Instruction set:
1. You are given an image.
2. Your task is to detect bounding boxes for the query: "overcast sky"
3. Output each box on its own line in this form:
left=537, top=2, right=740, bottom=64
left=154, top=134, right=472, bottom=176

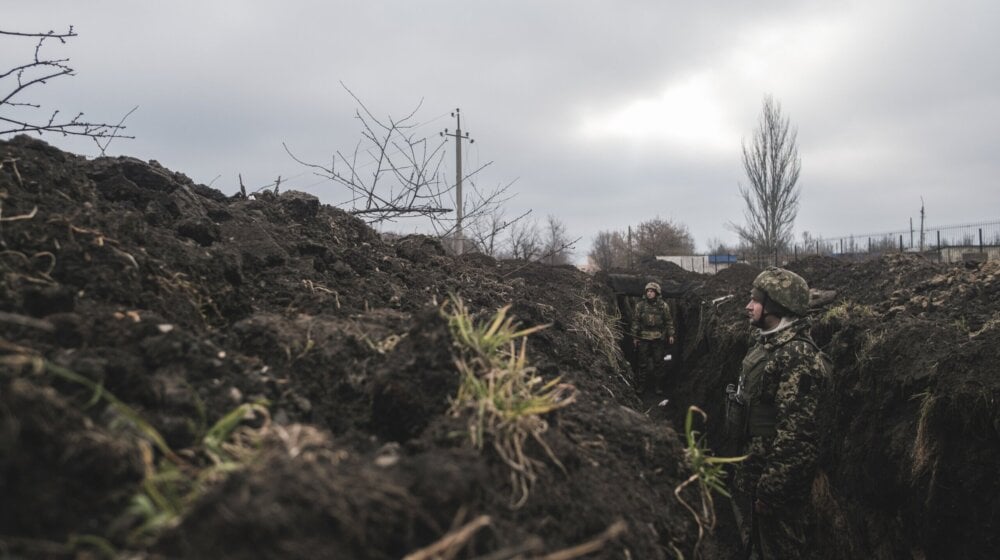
left=4, top=1, right=999, bottom=261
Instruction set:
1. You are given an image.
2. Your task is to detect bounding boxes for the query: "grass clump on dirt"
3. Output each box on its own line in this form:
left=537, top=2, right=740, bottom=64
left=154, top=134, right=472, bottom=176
left=569, top=295, right=625, bottom=370
left=821, top=300, right=876, bottom=324
left=675, top=406, right=747, bottom=557
left=1, top=354, right=270, bottom=550
left=128, top=399, right=270, bottom=545
left=444, top=296, right=577, bottom=508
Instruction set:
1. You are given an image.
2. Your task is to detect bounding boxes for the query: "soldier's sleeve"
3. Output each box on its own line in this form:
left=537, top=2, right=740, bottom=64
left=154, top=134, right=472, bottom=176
left=754, top=342, right=826, bottom=507
left=662, top=301, right=675, bottom=338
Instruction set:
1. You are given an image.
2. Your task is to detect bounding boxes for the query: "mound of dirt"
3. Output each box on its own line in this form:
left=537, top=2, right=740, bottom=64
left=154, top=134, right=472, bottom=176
left=666, top=253, right=1000, bottom=559
left=0, top=136, right=702, bottom=559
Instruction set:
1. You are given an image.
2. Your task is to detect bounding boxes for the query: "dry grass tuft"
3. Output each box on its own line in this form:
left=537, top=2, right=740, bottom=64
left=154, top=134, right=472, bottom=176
left=910, top=390, right=937, bottom=479
left=444, top=296, right=577, bottom=508
left=569, top=295, right=625, bottom=370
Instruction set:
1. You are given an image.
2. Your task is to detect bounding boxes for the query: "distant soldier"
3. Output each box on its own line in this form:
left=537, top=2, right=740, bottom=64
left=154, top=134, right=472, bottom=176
left=631, top=281, right=675, bottom=392
left=726, top=267, right=832, bottom=559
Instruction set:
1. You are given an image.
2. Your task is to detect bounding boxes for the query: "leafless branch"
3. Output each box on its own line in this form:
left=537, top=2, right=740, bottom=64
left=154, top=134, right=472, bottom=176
left=92, top=105, right=138, bottom=156
left=349, top=204, right=451, bottom=216
left=0, top=26, right=135, bottom=141
left=503, top=229, right=582, bottom=277
left=0, top=29, right=77, bottom=40
left=467, top=205, right=532, bottom=258
left=539, top=214, right=575, bottom=265
left=507, top=217, right=542, bottom=261
left=285, top=87, right=504, bottom=234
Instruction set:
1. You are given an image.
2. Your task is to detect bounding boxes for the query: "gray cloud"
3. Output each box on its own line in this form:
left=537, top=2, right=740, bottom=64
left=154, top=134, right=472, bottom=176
left=4, top=0, right=998, bottom=258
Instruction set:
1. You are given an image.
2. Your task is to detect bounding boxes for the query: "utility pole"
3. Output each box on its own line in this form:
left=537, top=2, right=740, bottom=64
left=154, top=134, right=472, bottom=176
left=919, top=197, right=926, bottom=252
left=627, top=226, right=633, bottom=268
left=441, top=108, right=473, bottom=254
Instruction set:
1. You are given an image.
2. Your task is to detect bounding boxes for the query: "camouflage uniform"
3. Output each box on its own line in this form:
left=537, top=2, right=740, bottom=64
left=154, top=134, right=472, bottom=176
left=733, top=317, right=830, bottom=559
left=631, top=283, right=675, bottom=390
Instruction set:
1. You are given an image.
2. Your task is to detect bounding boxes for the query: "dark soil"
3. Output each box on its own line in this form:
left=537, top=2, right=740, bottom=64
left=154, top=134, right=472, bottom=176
left=2, top=135, right=997, bottom=559
left=0, top=136, right=693, bottom=559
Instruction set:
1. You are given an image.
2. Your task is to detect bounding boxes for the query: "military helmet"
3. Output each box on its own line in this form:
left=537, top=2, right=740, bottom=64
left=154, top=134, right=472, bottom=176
left=752, top=267, right=809, bottom=316
left=644, top=281, right=661, bottom=295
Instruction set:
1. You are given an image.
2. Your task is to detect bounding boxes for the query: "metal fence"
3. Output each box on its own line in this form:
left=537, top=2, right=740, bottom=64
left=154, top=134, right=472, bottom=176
left=736, top=220, right=1000, bottom=268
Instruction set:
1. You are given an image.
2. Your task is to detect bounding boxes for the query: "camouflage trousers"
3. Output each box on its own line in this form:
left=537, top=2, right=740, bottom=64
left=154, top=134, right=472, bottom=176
left=746, top=508, right=808, bottom=559
left=634, top=338, right=666, bottom=390
left=733, top=437, right=810, bottom=559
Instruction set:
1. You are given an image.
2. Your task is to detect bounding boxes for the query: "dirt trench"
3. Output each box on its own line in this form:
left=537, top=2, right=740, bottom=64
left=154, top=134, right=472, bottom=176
left=0, top=136, right=706, bottom=559
left=620, top=257, right=1000, bottom=560
left=2, top=136, right=997, bottom=559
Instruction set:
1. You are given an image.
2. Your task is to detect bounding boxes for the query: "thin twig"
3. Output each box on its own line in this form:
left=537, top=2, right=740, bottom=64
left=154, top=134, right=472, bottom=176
left=403, top=515, right=491, bottom=560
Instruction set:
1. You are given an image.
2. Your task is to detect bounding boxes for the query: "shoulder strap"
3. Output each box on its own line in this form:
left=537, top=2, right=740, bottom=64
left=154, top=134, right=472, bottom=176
left=782, top=336, right=834, bottom=377
left=785, top=335, right=821, bottom=352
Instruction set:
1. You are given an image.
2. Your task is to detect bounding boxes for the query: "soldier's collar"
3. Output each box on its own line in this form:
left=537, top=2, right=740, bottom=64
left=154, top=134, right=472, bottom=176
left=759, top=316, right=795, bottom=336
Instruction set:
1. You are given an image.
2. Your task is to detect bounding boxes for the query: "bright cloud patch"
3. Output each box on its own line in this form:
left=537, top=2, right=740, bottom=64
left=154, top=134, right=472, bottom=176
left=577, top=74, right=742, bottom=154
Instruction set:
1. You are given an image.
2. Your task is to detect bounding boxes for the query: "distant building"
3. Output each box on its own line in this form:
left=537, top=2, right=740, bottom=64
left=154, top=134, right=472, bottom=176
left=655, top=254, right=741, bottom=274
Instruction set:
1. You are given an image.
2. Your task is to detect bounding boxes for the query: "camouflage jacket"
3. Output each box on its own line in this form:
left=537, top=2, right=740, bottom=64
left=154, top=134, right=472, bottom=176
left=631, top=296, right=675, bottom=340
left=736, top=317, right=831, bottom=507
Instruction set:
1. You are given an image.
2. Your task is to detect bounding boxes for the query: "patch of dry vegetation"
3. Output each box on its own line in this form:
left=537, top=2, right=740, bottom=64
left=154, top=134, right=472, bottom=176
left=444, top=296, right=577, bottom=508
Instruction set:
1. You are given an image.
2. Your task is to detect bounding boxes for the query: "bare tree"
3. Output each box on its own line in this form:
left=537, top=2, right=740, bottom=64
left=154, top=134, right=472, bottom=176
left=634, top=216, right=695, bottom=258
left=466, top=203, right=532, bottom=258
left=730, top=95, right=801, bottom=254
left=468, top=205, right=507, bottom=257
left=508, top=218, right=541, bottom=261
left=588, top=217, right=694, bottom=271
left=1, top=27, right=134, bottom=150
left=589, top=230, right=623, bottom=271
left=285, top=85, right=515, bottom=243
left=540, top=214, right=575, bottom=265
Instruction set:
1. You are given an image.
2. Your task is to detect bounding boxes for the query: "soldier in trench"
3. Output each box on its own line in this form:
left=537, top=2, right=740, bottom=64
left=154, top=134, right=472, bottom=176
left=726, top=267, right=832, bottom=559
left=630, top=281, right=675, bottom=393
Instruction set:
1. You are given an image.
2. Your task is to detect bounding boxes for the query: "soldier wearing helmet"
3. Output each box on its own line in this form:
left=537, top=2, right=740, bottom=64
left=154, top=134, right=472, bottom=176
left=728, top=267, right=831, bottom=559
left=630, top=281, right=675, bottom=393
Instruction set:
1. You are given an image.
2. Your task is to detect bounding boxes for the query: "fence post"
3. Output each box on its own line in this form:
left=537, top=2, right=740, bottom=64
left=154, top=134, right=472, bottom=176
left=937, top=230, right=940, bottom=249
left=899, top=235, right=903, bottom=252
left=980, top=228, right=984, bottom=252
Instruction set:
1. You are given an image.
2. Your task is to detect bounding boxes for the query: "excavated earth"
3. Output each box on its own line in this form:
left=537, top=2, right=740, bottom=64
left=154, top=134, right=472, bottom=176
left=1, top=135, right=998, bottom=560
